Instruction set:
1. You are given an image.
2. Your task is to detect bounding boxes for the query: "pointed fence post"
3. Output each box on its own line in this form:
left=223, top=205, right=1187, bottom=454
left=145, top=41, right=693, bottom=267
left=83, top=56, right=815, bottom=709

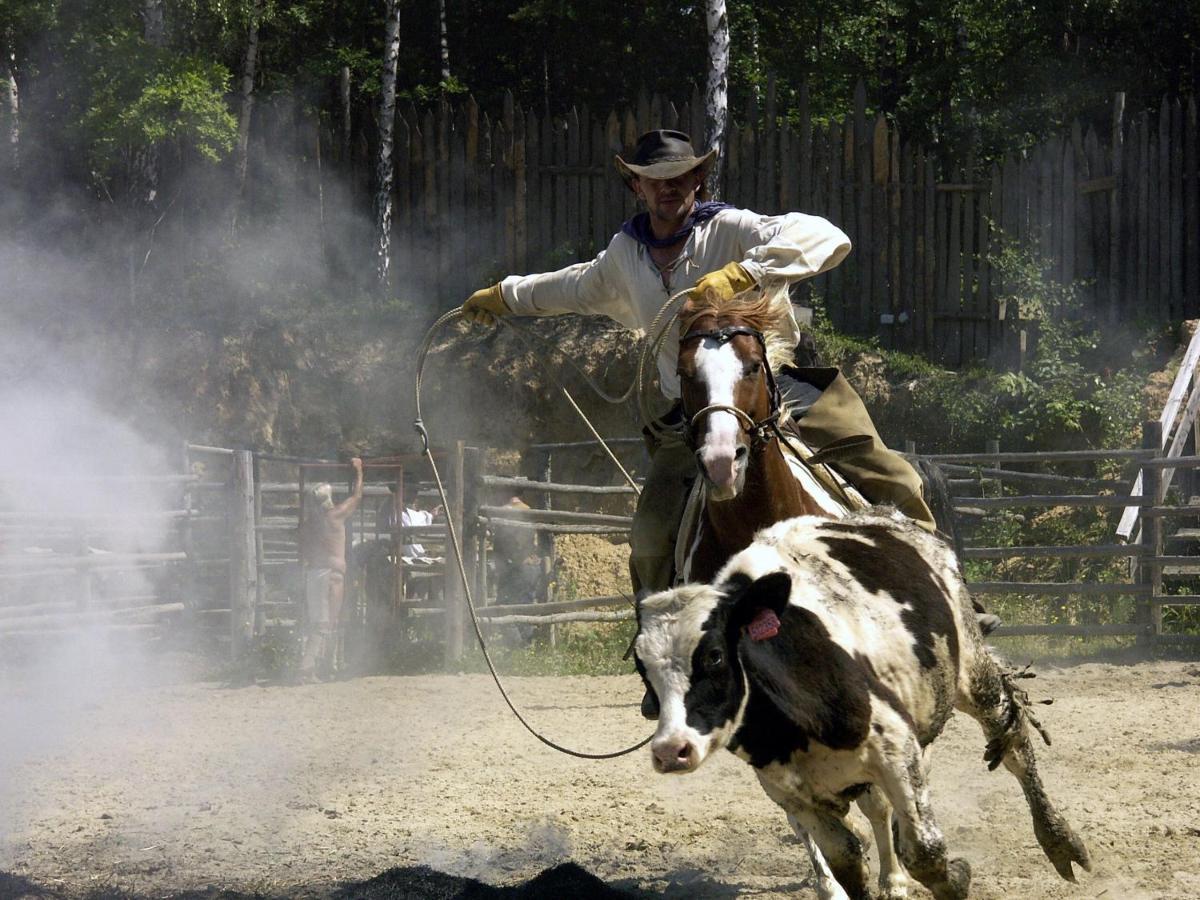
left=1137, top=421, right=1162, bottom=653
left=230, top=450, right=257, bottom=665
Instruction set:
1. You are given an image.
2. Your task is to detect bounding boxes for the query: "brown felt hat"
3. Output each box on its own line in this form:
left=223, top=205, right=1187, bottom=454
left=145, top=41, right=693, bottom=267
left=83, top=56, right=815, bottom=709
left=614, top=129, right=717, bottom=188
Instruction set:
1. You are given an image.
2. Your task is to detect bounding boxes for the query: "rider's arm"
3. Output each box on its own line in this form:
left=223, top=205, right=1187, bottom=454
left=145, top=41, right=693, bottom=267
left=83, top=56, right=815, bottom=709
left=721, top=209, right=852, bottom=285
left=498, top=236, right=631, bottom=322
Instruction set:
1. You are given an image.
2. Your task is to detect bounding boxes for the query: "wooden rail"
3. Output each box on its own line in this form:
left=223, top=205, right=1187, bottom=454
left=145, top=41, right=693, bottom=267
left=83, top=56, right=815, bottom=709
left=480, top=475, right=637, bottom=495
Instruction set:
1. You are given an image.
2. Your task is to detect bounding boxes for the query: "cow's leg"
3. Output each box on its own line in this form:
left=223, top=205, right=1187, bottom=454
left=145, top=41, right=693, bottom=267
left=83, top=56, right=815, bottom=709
left=785, top=805, right=870, bottom=900
left=958, top=648, right=1091, bottom=881
left=857, top=786, right=907, bottom=899
left=874, top=732, right=970, bottom=900
left=785, top=814, right=852, bottom=900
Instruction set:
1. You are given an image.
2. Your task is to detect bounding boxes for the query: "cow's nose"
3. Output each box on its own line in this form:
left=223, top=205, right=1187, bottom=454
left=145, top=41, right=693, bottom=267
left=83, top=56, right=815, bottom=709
left=652, top=739, right=694, bottom=772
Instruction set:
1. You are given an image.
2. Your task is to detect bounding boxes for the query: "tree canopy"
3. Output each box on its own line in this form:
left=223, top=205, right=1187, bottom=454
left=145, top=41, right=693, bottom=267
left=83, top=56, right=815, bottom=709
left=3, top=0, right=1196, bottom=200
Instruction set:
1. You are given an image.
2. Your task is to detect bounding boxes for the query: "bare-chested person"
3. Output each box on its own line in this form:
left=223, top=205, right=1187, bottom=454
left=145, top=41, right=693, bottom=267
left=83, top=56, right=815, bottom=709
left=298, top=457, right=363, bottom=681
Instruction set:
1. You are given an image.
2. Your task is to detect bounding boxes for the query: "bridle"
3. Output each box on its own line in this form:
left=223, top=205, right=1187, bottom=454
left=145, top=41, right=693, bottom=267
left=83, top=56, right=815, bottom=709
left=678, top=324, right=787, bottom=450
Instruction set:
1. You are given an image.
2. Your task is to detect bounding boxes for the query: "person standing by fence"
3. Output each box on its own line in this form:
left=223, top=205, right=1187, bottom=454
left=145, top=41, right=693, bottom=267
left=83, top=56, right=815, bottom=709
left=461, top=129, right=934, bottom=594
left=298, top=458, right=363, bottom=681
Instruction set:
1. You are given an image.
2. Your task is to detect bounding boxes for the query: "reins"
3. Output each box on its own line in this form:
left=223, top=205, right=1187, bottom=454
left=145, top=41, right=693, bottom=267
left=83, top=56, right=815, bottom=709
left=413, top=308, right=652, bottom=760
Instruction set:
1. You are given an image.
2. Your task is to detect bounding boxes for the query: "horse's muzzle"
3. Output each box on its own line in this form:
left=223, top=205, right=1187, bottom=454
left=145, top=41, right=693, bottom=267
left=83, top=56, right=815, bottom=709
left=697, top=444, right=747, bottom=500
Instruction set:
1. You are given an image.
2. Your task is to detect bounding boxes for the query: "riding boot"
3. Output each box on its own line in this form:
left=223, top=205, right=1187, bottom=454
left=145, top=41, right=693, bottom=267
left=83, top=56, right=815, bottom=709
left=782, top=366, right=937, bottom=532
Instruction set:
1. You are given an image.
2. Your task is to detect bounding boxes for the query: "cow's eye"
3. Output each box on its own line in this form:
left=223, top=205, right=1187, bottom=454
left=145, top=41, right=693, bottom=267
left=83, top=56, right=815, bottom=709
left=705, top=647, right=725, bottom=669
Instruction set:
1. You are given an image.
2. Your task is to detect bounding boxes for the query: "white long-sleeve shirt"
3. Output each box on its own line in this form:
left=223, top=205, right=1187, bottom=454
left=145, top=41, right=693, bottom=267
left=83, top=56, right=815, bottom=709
left=499, top=208, right=851, bottom=398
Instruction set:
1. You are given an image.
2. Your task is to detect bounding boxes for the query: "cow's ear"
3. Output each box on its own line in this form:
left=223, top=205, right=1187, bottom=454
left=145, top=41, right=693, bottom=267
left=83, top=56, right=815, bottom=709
left=730, top=570, right=792, bottom=632
left=732, top=572, right=824, bottom=733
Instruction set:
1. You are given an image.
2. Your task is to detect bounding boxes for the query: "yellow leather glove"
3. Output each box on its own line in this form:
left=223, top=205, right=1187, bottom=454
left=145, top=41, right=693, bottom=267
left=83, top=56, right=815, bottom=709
left=691, top=261, right=756, bottom=304
left=462, top=284, right=509, bottom=325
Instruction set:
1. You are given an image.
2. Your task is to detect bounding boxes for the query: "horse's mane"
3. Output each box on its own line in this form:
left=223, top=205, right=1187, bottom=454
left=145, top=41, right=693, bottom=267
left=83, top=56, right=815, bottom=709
left=681, top=279, right=795, bottom=372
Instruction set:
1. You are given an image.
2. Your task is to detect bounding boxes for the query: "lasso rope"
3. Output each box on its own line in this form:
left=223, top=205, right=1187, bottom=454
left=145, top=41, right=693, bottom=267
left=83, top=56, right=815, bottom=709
left=413, top=308, right=658, bottom=759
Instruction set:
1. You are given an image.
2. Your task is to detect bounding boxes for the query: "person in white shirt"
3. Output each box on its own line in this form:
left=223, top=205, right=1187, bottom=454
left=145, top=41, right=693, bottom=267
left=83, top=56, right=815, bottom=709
left=462, top=129, right=934, bottom=594
left=394, top=486, right=434, bottom=559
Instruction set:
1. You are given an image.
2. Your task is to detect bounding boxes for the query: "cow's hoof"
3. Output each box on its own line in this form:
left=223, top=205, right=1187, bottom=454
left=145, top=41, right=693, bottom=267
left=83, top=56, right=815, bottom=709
left=1036, top=819, right=1092, bottom=881
left=930, top=857, right=971, bottom=900
left=976, top=613, right=1002, bottom=635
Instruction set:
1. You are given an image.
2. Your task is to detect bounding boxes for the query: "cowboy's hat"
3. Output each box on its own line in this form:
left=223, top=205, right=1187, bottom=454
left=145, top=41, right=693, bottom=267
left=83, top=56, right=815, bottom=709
left=614, top=129, right=717, bottom=188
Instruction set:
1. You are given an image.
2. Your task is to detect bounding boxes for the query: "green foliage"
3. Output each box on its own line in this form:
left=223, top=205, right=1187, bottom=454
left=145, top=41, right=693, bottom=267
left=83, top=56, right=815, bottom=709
left=85, top=54, right=237, bottom=167
left=810, top=238, right=1158, bottom=455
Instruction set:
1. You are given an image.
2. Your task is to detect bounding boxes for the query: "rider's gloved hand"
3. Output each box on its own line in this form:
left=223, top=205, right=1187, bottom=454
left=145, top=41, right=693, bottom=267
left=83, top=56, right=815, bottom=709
left=690, top=261, right=756, bottom=304
left=462, top=284, right=509, bottom=326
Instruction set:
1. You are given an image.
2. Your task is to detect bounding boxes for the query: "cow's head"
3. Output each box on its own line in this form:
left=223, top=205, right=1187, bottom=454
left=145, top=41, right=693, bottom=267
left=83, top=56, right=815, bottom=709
left=633, top=570, right=793, bottom=773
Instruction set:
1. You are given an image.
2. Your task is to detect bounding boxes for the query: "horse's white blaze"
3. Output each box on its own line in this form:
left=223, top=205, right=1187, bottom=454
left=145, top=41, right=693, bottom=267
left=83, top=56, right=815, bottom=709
left=695, top=340, right=744, bottom=495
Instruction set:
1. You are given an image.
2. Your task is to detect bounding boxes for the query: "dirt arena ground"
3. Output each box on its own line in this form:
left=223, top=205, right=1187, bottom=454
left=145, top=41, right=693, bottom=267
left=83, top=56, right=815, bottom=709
left=1, top=658, right=1198, bottom=899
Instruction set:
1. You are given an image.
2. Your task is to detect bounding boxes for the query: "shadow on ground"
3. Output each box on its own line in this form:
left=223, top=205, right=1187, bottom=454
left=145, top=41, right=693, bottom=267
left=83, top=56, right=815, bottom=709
left=0, top=864, right=651, bottom=899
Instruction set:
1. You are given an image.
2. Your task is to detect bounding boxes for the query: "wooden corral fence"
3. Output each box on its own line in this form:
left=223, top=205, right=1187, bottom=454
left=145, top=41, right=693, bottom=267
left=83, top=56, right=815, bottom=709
left=8, top=428, right=1196, bottom=662
left=913, top=422, right=1200, bottom=648
left=455, top=438, right=647, bottom=655
left=257, top=78, right=1200, bottom=366
left=444, top=428, right=1200, bottom=657
left=183, top=443, right=467, bottom=668
left=182, top=438, right=649, bottom=667
left=0, top=473, right=194, bottom=643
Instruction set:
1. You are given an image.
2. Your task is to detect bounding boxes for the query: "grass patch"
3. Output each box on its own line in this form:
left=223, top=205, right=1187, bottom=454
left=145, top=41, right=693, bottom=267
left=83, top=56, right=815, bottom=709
left=459, top=620, right=639, bottom=677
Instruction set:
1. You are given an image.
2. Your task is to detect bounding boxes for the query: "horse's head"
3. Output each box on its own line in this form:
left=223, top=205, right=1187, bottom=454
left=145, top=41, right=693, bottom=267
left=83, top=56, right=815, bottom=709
left=677, top=282, right=794, bottom=502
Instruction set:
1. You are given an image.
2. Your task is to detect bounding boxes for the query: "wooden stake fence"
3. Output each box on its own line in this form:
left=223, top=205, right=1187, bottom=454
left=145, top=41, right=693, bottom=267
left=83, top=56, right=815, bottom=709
left=320, top=81, right=1200, bottom=367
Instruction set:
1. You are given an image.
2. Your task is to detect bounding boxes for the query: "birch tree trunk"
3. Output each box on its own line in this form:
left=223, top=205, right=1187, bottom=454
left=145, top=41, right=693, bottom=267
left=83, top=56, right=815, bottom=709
left=141, top=0, right=166, bottom=49
left=231, top=0, right=265, bottom=235
left=438, top=0, right=450, bottom=82
left=2, top=51, right=17, bottom=175
left=339, top=65, right=352, bottom=161
left=132, top=0, right=166, bottom=206
left=703, top=0, right=730, bottom=198
left=375, top=0, right=402, bottom=289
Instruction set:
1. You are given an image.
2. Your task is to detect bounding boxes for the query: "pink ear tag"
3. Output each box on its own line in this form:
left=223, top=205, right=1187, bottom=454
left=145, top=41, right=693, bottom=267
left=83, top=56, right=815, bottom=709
left=747, top=608, right=781, bottom=642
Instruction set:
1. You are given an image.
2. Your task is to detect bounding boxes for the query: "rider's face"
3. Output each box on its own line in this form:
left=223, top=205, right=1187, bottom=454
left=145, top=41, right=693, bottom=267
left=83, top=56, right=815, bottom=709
left=635, top=170, right=703, bottom=227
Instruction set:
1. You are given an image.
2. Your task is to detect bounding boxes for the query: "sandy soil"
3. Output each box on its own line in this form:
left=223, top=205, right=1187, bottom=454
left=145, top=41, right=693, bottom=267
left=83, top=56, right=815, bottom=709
left=2, top=659, right=1199, bottom=899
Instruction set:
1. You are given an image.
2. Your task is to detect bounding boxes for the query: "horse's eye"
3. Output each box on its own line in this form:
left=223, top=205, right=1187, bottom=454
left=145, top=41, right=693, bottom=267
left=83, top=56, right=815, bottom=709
left=705, top=647, right=725, bottom=669
left=744, top=362, right=762, bottom=377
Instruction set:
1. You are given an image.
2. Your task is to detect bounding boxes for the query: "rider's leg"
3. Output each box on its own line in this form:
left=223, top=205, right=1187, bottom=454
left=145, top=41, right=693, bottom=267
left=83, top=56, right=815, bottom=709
left=782, top=366, right=937, bottom=531
left=629, top=434, right=697, bottom=595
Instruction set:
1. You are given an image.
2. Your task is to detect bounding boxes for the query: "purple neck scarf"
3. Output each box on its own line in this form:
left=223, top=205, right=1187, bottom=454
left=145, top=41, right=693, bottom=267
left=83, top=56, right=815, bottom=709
left=621, top=200, right=734, bottom=249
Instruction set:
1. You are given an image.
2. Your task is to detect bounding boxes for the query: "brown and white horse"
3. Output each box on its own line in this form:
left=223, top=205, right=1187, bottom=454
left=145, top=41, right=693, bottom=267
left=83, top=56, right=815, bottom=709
left=674, top=283, right=846, bottom=583
left=671, top=284, right=995, bottom=634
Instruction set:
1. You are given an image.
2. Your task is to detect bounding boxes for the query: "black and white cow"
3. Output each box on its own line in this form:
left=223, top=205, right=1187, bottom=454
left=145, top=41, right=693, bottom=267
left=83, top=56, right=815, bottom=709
left=633, top=510, right=1090, bottom=900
